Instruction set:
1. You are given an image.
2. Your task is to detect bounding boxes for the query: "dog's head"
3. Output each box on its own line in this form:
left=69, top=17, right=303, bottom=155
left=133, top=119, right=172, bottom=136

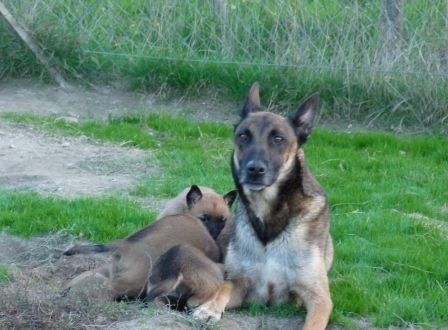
left=186, top=185, right=237, bottom=240
left=232, top=83, right=320, bottom=191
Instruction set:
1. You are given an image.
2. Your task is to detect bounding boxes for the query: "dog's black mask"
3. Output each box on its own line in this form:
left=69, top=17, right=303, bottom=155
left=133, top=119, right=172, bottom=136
left=199, top=215, right=225, bottom=240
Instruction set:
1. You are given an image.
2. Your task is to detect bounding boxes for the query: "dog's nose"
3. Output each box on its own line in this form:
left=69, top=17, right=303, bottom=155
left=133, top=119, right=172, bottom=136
left=247, top=160, right=266, bottom=177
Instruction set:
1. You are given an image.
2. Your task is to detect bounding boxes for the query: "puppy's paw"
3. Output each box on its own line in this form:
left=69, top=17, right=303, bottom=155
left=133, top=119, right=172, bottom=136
left=192, top=301, right=224, bottom=322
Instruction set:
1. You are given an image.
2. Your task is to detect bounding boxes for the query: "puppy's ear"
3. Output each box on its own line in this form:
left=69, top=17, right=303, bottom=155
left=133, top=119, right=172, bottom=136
left=223, top=190, right=238, bottom=208
left=241, top=82, right=262, bottom=118
left=186, top=185, right=203, bottom=210
left=289, top=93, right=320, bottom=144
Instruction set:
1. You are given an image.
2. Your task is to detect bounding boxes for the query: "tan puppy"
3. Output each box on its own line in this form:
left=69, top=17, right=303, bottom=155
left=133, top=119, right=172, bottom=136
left=64, top=185, right=235, bottom=257
left=64, top=185, right=236, bottom=302
left=157, top=185, right=234, bottom=258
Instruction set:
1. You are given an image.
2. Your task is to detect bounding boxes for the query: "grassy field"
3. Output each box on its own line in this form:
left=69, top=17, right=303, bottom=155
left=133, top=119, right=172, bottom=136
left=1, top=112, right=447, bottom=328
left=1, top=1, right=448, bottom=131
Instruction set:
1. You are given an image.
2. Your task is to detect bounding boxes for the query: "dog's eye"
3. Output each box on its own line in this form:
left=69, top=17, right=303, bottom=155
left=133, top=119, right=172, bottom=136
left=273, top=135, right=285, bottom=144
left=238, top=133, right=249, bottom=143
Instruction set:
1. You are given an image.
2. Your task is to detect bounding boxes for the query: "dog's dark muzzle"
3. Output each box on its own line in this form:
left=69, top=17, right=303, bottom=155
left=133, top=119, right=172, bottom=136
left=239, top=159, right=271, bottom=190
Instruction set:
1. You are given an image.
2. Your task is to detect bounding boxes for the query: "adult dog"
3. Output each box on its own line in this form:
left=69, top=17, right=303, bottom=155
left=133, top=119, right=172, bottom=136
left=64, top=185, right=236, bottom=304
left=194, top=84, right=333, bottom=330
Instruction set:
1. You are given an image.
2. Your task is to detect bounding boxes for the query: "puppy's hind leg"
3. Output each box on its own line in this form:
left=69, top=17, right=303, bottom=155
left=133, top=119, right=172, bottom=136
left=64, top=265, right=110, bottom=290
left=63, top=265, right=114, bottom=301
left=146, top=273, right=184, bottom=302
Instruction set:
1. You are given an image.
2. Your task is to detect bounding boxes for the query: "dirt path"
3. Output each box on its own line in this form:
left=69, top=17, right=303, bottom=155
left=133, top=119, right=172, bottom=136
left=0, top=120, right=155, bottom=198
left=0, top=80, right=347, bottom=329
left=0, top=78, right=238, bottom=121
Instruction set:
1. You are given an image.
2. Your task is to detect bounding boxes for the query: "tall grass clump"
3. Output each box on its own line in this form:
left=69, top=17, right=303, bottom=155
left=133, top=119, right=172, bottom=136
left=1, top=0, right=448, bottom=130
left=0, top=18, right=42, bottom=78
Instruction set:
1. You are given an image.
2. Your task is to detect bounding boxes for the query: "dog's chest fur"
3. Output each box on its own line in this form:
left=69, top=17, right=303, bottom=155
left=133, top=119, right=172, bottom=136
left=226, top=202, right=319, bottom=306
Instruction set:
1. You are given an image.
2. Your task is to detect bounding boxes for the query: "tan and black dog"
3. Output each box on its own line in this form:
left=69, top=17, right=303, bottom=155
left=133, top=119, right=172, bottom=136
left=194, top=84, right=333, bottom=330
left=64, top=185, right=236, bottom=305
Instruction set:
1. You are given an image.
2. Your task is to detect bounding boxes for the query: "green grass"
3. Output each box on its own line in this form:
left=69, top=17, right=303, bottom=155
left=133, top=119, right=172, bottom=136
left=0, top=265, right=10, bottom=282
left=0, top=190, right=156, bottom=242
left=2, top=1, right=448, bottom=130
left=1, top=113, right=448, bottom=327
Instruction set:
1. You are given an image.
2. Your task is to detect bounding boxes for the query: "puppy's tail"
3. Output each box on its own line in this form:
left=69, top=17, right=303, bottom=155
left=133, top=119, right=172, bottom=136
left=63, top=242, right=119, bottom=256
left=146, top=273, right=183, bottom=302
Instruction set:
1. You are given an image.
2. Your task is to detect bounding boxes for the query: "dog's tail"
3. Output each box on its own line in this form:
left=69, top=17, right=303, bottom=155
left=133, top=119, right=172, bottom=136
left=63, top=242, right=120, bottom=256
left=146, top=273, right=183, bottom=302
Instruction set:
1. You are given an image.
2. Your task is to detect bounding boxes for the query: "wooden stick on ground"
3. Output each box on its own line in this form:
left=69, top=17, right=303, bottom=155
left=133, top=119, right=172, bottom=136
left=0, top=1, right=72, bottom=89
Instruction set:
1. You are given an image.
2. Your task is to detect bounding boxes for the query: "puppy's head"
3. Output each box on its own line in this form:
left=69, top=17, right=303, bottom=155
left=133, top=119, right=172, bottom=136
left=186, top=185, right=237, bottom=240
left=233, top=83, right=320, bottom=191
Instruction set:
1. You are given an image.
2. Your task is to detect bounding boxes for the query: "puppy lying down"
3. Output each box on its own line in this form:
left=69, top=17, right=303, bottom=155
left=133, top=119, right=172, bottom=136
left=64, top=185, right=236, bottom=309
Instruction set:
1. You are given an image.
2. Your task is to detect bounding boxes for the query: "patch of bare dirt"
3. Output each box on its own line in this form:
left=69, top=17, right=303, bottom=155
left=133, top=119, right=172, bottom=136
left=0, top=120, right=155, bottom=198
left=0, top=78, right=238, bottom=123
left=112, top=313, right=308, bottom=330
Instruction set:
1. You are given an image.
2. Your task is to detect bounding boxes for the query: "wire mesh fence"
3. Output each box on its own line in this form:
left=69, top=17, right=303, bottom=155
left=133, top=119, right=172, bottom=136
left=1, top=0, right=448, bottom=128
left=3, top=1, right=447, bottom=74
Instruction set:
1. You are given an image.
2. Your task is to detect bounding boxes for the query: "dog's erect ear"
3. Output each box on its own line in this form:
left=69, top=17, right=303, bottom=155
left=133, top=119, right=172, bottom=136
left=223, top=190, right=238, bottom=208
left=289, top=93, right=320, bottom=144
left=241, top=82, right=262, bottom=118
left=186, top=185, right=203, bottom=210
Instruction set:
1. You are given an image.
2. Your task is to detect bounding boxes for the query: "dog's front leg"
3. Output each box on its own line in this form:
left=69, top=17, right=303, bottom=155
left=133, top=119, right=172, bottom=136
left=192, top=279, right=246, bottom=321
left=293, top=268, right=332, bottom=330
left=302, top=293, right=332, bottom=330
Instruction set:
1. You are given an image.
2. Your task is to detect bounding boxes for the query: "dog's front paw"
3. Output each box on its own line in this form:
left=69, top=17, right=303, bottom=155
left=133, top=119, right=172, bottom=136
left=192, top=301, right=224, bottom=322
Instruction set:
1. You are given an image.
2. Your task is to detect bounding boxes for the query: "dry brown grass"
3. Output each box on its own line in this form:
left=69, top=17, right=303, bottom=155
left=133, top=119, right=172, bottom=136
left=0, top=233, right=144, bottom=329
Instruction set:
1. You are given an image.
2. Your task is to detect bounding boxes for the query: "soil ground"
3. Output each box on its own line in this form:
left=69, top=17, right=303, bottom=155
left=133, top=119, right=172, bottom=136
left=0, top=79, right=348, bottom=329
